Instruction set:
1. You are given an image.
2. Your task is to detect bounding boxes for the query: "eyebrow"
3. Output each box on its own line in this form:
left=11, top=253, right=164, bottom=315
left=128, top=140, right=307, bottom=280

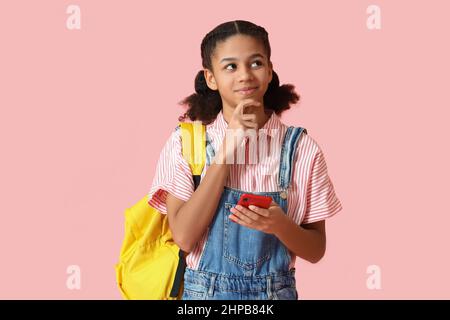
left=220, top=53, right=264, bottom=64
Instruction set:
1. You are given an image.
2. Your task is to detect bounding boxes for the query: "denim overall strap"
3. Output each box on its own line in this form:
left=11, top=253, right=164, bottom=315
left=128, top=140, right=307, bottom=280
left=278, top=126, right=307, bottom=193
left=205, top=132, right=215, bottom=166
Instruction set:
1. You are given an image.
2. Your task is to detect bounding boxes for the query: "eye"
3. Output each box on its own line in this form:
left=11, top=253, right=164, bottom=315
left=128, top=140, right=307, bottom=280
left=252, top=60, right=263, bottom=67
left=225, top=60, right=263, bottom=71
left=225, top=63, right=237, bottom=71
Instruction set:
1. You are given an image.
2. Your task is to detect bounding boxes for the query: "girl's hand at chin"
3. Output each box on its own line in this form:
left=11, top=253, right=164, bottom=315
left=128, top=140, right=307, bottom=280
left=214, top=99, right=260, bottom=165
left=228, top=99, right=261, bottom=131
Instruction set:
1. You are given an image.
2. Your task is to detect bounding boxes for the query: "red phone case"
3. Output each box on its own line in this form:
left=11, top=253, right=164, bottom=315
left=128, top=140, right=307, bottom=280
left=237, top=194, right=272, bottom=209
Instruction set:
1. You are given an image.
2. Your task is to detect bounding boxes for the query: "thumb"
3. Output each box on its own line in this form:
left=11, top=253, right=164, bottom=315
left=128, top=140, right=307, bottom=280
left=270, top=200, right=278, bottom=206
left=233, top=101, right=245, bottom=117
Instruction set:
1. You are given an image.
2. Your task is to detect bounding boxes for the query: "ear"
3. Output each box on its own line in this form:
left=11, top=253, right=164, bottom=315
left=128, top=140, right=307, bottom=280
left=204, top=69, right=218, bottom=91
left=268, top=61, right=273, bottom=83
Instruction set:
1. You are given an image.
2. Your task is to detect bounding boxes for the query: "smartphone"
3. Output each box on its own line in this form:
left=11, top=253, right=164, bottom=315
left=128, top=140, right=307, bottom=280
left=237, top=194, right=272, bottom=209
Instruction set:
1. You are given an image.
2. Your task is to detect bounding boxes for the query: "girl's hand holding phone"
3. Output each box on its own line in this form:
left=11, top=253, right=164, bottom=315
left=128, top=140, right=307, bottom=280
left=229, top=198, right=290, bottom=236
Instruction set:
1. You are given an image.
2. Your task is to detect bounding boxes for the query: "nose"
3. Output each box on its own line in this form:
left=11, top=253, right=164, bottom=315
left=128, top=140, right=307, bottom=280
left=238, top=65, right=255, bottom=82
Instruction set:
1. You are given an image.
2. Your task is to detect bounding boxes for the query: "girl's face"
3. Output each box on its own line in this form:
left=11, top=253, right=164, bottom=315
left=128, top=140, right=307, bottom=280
left=205, top=34, right=273, bottom=110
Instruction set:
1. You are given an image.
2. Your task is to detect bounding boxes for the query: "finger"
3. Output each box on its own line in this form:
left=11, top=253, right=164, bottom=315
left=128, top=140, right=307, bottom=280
left=242, top=102, right=261, bottom=116
left=231, top=211, right=253, bottom=225
left=242, top=120, right=258, bottom=129
left=230, top=207, right=250, bottom=223
left=235, top=100, right=261, bottom=116
left=248, top=205, right=270, bottom=217
left=241, top=114, right=257, bottom=121
left=233, top=205, right=260, bottom=222
left=230, top=212, right=251, bottom=228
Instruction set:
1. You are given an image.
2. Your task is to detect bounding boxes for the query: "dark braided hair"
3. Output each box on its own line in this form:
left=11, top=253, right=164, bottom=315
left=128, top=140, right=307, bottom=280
left=178, top=20, right=300, bottom=125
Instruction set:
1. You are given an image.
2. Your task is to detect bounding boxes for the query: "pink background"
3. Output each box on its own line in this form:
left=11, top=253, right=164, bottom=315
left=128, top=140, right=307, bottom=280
left=0, top=0, right=449, bottom=299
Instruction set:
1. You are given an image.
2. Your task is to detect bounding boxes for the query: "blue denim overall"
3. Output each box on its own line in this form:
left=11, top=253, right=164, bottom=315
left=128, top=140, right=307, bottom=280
left=182, top=126, right=307, bottom=300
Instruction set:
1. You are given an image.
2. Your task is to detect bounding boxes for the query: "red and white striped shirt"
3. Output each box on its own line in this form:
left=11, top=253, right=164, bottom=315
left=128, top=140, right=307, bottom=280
left=148, top=110, right=343, bottom=269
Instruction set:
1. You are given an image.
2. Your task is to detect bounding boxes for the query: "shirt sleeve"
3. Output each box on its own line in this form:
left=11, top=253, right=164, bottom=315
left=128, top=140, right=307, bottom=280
left=301, top=144, right=343, bottom=224
left=147, top=127, right=194, bottom=214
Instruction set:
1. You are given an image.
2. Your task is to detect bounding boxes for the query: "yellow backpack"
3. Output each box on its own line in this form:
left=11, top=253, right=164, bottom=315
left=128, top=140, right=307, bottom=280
left=115, top=122, right=206, bottom=300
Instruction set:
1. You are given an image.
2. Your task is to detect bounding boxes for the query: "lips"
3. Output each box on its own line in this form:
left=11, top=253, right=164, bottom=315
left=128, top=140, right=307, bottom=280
left=236, top=87, right=258, bottom=96
left=236, top=87, right=258, bottom=92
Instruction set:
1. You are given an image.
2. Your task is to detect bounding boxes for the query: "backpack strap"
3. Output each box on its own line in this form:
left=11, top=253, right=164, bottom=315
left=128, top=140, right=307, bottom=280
left=170, top=250, right=187, bottom=298
left=179, top=121, right=206, bottom=190
left=169, top=121, right=206, bottom=298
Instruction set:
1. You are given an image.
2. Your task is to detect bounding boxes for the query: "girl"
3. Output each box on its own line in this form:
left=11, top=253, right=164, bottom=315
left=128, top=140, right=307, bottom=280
left=148, top=20, right=342, bottom=300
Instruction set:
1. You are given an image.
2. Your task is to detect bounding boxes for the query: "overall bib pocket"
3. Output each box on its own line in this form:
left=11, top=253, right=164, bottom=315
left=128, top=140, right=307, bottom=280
left=223, top=202, right=276, bottom=270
